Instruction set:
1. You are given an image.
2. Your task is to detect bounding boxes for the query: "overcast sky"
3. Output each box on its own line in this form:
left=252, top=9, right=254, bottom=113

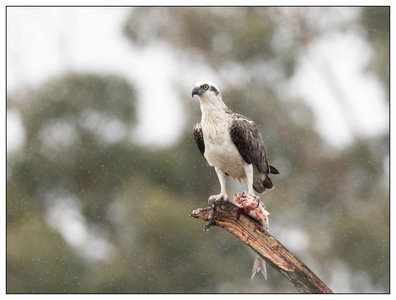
left=6, top=7, right=389, bottom=151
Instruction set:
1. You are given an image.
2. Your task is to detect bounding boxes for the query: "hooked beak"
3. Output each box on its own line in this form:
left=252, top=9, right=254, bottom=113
left=191, top=87, right=204, bottom=97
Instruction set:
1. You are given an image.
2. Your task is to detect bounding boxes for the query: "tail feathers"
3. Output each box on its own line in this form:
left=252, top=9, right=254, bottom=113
left=269, top=165, right=280, bottom=175
left=253, top=175, right=273, bottom=193
left=251, top=255, right=267, bottom=280
left=253, top=165, right=278, bottom=194
left=253, top=180, right=265, bottom=193
left=262, top=175, right=274, bottom=189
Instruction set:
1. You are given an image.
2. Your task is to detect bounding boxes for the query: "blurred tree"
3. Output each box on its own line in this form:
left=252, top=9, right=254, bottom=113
left=7, top=73, right=139, bottom=292
left=123, top=7, right=389, bottom=292
left=7, top=7, right=389, bottom=293
left=360, top=7, right=389, bottom=94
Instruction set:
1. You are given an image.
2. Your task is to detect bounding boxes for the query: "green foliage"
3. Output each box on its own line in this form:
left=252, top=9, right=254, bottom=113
left=7, top=209, right=91, bottom=293
left=7, top=7, right=389, bottom=293
left=124, top=7, right=296, bottom=78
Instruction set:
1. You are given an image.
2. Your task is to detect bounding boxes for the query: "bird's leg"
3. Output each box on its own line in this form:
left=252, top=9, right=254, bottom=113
left=208, top=167, right=229, bottom=206
left=244, top=164, right=259, bottom=200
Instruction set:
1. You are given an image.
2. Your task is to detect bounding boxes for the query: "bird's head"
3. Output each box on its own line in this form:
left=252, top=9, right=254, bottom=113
left=191, top=81, right=222, bottom=99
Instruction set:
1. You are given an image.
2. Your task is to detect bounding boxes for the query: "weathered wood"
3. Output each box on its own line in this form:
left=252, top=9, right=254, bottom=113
left=190, top=200, right=333, bottom=294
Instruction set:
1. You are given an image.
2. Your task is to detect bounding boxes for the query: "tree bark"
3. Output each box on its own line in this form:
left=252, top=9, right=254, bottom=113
left=190, top=200, right=333, bottom=294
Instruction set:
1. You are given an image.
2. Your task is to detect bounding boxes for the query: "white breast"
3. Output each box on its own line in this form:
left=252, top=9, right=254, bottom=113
left=201, top=112, right=247, bottom=180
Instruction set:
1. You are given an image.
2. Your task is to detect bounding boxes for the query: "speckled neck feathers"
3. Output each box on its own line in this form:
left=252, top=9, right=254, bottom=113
left=198, top=93, right=233, bottom=129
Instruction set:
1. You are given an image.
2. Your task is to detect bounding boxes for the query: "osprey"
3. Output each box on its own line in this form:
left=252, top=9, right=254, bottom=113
left=192, top=81, right=279, bottom=205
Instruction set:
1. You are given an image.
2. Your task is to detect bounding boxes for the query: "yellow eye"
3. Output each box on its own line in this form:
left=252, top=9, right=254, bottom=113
left=203, top=84, right=209, bottom=90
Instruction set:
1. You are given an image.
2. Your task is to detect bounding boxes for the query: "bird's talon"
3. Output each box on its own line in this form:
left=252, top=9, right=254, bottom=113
left=208, top=194, right=229, bottom=206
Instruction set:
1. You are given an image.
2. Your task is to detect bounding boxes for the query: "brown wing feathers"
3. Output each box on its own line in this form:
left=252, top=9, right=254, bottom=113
left=229, top=116, right=268, bottom=174
left=193, top=123, right=205, bottom=156
left=229, top=115, right=279, bottom=192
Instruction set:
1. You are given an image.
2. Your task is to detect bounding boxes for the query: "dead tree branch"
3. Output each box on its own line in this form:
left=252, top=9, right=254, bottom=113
left=190, top=200, right=333, bottom=294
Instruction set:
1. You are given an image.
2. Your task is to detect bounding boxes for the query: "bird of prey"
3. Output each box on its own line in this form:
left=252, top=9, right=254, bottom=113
left=192, top=81, right=279, bottom=205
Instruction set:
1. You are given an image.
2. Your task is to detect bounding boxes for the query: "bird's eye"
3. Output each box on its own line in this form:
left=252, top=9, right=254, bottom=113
left=203, top=84, right=209, bottom=90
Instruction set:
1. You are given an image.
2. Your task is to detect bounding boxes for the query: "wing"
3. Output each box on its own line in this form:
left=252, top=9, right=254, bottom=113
left=229, top=115, right=269, bottom=174
left=193, top=123, right=205, bottom=156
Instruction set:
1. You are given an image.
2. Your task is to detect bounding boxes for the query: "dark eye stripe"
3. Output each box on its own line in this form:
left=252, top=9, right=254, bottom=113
left=199, top=84, right=220, bottom=95
left=209, top=86, right=219, bottom=95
